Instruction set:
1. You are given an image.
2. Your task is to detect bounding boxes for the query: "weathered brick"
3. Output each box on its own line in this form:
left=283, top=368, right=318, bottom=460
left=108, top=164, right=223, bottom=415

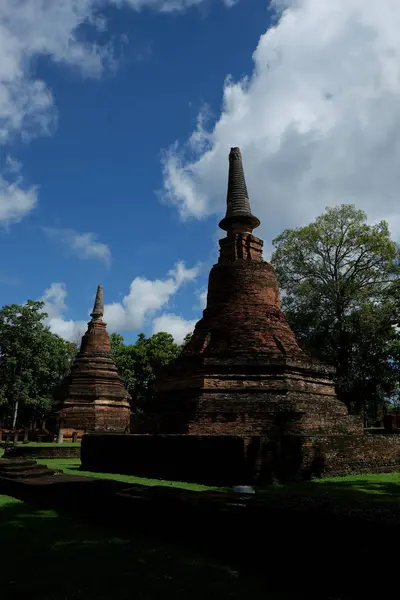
left=58, top=286, right=131, bottom=439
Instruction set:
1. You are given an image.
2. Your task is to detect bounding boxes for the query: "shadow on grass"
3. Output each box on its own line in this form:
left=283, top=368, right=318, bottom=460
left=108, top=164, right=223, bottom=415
left=263, top=476, right=400, bottom=510
left=0, top=495, right=273, bottom=600
left=1, top=474, right=399, bottom=600
left=313, top=478, right=400, bottom=505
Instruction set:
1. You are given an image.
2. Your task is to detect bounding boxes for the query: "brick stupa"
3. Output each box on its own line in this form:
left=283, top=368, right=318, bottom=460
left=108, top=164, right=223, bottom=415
left=58, top=285, right=131, bottom=439
left=154, top=148, right=359, bottom=439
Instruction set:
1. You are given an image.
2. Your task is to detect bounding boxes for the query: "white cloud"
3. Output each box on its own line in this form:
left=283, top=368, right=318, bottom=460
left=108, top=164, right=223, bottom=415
left=152, top=314, right=197, bottom=344
left=0, top=0, right=236, bottom=143
left=0, top=0, right=235, bottom=226
left=41, top=282, right=87, bottom=343
left=199, top=289, right=207, bottom=309
left=43, top=227, right=111, bottom=266
left=0, top=156, right=37, bottom=225
left=163, top=0, right=400, bottom=247
left=40, top=261, right=199, bottom=342
left=104, top=261, right=199, bottom=331
left=193, top=289, right=207, bottom=310
left=122, top=0, right=236, bottom=12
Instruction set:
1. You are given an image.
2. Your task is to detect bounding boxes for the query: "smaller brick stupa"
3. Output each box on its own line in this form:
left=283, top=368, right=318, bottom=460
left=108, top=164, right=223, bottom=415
left=58, top=285, right=131, bottom=440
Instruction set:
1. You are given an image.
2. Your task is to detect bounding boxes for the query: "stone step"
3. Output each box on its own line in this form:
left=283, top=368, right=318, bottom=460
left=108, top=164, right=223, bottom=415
left=0, top=467, right=55, bottom=479
left=0, top=461, right=42, bottom=473
left=0, top=458, right=55, bottom=480
left=0, top=458, right=37, bottom=469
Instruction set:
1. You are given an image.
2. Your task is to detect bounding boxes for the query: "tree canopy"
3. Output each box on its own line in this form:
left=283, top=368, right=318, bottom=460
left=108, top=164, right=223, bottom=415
left=0, top=300, right=77, bottom=428
left=110, top=331, right=182, bottom=415
left=271, top=204, right=400, bottom=423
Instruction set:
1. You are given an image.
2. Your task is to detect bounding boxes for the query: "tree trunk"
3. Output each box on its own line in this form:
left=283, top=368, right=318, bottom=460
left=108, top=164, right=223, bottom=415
left=12, top=399, right=19, bottom=430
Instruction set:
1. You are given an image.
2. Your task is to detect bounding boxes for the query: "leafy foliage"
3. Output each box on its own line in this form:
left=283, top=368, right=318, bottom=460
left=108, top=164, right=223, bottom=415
left=0, top=301, right=78, bottom=427
left=110, top=331, right=182, bottom=413
left=271, top=204, right=400, bottom=423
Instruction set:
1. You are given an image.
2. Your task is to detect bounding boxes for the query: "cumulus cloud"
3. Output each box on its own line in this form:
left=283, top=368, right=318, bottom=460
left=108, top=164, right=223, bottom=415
left=198, top=289, right=207, bottom=309
left=122, top=0, right=236, bottom=11
left=43, top=227, right=111, bottom=266
left=192, top=289, right=207, bottom=311
left=152, top=314, right=197, bottom=344
left=41, top=282, right=87, bottom=343
left=0, top=0, right=236, bottom=143
left=41, top=261, right=199, bottom=341
left=163, top=0, right=400, bottom=247
left=0, top=0, right=235, bottom=227
left=104, top=261, right=199, bottom=331
left=0, top=159, right=37, bottom=226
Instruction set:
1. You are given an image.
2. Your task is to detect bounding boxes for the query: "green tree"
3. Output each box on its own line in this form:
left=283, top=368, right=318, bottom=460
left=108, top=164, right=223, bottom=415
left=0, top=300, right=77, bottom=427
left=110, top=331, right=182, bottom=414
left=271, top=204, right=400, bottom=423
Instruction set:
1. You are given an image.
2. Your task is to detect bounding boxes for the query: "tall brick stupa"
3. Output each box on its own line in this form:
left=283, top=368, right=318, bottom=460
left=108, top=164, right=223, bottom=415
left=58, top=285, right=131, bottom=440
left=154, top=148, right=359, bottom=439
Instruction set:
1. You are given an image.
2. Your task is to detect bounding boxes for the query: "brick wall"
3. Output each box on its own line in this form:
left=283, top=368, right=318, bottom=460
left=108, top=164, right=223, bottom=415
left=4, top=445, right=80, bottom=459
left=299, top=433, right=400, bottom=478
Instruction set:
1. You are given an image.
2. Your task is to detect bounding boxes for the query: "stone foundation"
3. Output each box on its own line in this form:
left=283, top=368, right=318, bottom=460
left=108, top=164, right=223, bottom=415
left=155, top=356, right=360, bottom=438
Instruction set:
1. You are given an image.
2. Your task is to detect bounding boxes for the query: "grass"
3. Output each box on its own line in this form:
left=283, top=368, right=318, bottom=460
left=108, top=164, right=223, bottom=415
left=0, top=494, right=274, bottom=600
left=36, top=458, right=400, bottom=506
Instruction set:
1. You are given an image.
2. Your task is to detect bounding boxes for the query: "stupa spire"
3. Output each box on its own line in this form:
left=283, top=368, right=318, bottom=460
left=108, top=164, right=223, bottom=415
left=218, top=147, right=260, bottom=232
left=90, top=285, right=104, bottom=320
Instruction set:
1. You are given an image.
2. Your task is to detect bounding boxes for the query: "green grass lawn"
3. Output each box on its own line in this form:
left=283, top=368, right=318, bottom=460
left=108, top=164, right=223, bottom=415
left=0, top=494, right=275, bottom=600
left=35, top=458, right=400, bottom=506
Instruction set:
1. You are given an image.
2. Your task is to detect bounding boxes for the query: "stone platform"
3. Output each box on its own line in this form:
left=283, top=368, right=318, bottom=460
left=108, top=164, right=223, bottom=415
left=0, top=458, right=56, bottom=480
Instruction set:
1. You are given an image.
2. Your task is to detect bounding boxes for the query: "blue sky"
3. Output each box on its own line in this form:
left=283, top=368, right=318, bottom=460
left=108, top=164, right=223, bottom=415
left=0, top=0, right=269, bottom=343
left=1, top=0, right=400, bottom=344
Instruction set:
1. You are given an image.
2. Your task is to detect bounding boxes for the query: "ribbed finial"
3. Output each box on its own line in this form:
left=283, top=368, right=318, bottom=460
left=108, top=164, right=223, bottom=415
left=218, top=147, right=260, bottom=232
left=90, top=285, right=104, bottom=320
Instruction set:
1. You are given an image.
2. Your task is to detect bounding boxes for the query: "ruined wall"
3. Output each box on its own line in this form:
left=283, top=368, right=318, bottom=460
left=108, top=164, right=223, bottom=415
left=299, top=433, right=400, bottom=478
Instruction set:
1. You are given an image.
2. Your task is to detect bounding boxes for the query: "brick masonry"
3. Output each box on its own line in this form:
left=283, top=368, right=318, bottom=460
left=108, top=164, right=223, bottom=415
left=153, top=253, right=358, bottom=440
left=58, top=287, right=131, bottom=438
left=298, top=433, right=400, bottom=478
